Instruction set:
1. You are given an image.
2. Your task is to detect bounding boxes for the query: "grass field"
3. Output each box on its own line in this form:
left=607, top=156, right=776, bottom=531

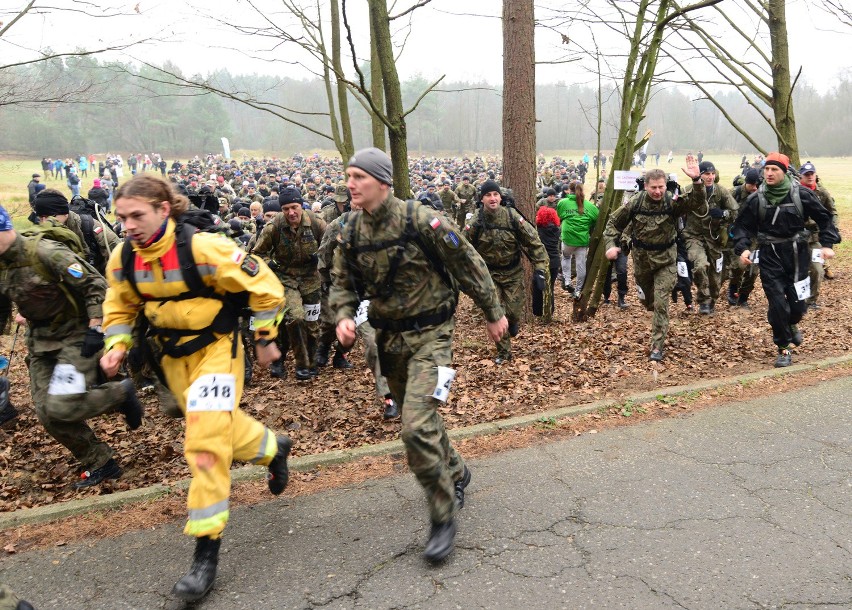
left=1, top=152, right=848, bottom=247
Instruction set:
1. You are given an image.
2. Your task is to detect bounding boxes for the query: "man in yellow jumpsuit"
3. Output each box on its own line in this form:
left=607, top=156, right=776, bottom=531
left=99, top=174, right=291, bottom=602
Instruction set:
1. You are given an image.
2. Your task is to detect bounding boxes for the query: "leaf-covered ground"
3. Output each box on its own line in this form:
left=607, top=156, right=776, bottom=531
left=0, top=255, right=849, bottom=512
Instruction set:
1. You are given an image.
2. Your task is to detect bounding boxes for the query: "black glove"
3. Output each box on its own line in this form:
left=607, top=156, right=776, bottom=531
left=81, top=327, right=105, bottom=357
left=709, top=207, right=726, bottom=219
left=533, top=269, right=547, bottom=292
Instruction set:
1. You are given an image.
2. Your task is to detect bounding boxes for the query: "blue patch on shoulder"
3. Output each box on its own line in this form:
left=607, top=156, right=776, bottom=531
left=444, top=231, right=460, bottom=248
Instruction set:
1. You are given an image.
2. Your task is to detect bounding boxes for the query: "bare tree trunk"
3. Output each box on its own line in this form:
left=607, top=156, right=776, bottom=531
left=368, top=0, right=410, bottom=198
left=330, top=0, right=354, bottom=160
left=369, top=15, right=387, bottom=151
left=767, top=0, right=800, bottom=167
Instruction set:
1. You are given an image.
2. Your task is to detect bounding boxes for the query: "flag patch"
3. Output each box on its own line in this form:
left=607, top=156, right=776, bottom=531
left=429, top=217, right=441, bottom=230
left=67, top=263, right=84, bottom=278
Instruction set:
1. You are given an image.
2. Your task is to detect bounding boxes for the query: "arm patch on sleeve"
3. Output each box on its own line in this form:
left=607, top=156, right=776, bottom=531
left=241, top=255, right=260, bottom=277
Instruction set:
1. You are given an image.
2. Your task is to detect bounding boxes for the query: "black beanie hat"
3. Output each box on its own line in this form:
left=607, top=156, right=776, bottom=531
left=34, top=190, right=70, bottom=216
left=278, top=186, right=303, bottom=205
left=238, top=207, right=251, bottom=217
left=262, top=200, right=282, bottom=213
left=479, top=179, right=501, bottom=197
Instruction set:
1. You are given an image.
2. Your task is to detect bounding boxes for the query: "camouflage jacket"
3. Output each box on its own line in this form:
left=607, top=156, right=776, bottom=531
left=464, top=206, right=549, bottom=280
left=805, top=183, right=839, bottom=246
left=330, top=195, right=504, bottom=325
left=251, top=209, right=326, bottom=290
left=682, top=183, right=738, bottom=242
left=0, top=234, right=105, bottom=346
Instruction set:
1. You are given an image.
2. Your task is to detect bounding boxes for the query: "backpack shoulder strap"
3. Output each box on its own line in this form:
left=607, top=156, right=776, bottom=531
left=174, top=222, right=204, bottom=293
left=120, top=238, right=141, bottom=298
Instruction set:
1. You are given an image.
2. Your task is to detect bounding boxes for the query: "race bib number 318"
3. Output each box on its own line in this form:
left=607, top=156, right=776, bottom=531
left=187, top=374, right=236, bottom=412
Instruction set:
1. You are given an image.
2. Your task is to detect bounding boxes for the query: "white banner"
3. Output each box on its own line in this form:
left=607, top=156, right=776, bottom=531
left=614, top=170, right=643, bottom=191
left=221, top=137, right=231, bottom=160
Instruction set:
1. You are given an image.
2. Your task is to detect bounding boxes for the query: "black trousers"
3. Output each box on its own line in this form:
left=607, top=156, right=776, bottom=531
left=532, top=261, right=560, bottom=316
left=758, top=241, right=810, bottom=348
left=603, top=251, right=628, bottom=300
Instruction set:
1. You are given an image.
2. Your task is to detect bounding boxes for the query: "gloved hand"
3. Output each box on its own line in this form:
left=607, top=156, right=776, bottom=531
left=709, top=208, right=727, bottom=219
left=81, top=327, right=105, bottom=357
left=533, top=269, right=547, bottom=292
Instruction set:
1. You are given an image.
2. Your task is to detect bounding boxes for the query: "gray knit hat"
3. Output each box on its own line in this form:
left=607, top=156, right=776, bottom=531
left=347, top=148, right=393, bottom=186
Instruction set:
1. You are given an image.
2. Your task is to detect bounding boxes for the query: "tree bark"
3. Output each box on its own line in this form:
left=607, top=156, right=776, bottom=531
left=330, top=0, right=354, bottom=160
left=369, top=14, right=387, bottom=151
left=368, top=0, right=410, bottom=198
left=767, top=0, right=800, bottom=168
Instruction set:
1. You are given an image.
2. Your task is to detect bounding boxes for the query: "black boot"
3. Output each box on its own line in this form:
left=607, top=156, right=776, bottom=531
left=617, top=293, right=628, bottom=309
left=727, top=283, right=738, bottom=306
left=423, top=519, right=457, bottom=563
left=332, top=349, right=353, bottom=369
left=315, top=342, right=330, bottom=367
left=454, top=466, right=472, bottom=510
left=267, top=436, right=292, bottom=495
left=172, top=536, right=221, bottom=602
left=382, top=395, right=399, bottom=419
left=269, top=357, right=286, bottom=379
left=73, top=458, right=122, bottom=489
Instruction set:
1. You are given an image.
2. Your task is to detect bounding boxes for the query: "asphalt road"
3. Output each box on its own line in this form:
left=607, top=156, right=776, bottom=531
left=1, top=377, right=850, bottom=609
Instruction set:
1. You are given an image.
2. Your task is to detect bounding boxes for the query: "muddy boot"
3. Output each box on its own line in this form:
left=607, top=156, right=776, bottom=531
left=617, top=292, right=628, bottom=309
left=332, top=348, right=353, bottom=369
left=269, top=357, right=286, bottom=379
left=172, top=536, right=221, bottom=602
left=315, top=342, right=330, bottom=367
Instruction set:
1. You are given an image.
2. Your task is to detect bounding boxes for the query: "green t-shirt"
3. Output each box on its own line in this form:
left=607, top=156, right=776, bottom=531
left=556, top=195, right=599, bottom=246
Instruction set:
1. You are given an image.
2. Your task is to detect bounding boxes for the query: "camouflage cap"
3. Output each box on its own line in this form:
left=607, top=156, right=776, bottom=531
left=333, top=183, right=351, bottom=203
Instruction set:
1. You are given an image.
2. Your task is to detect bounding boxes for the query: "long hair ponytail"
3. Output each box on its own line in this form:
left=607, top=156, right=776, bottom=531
left=574, top=183, right=585, bottom=215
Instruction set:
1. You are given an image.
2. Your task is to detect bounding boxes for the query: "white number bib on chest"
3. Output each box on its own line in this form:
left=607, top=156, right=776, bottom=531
left=794, top=277, right=811, bottom=301
left=354, top=300, right=370, bottom=327
left=715, top=255, right=724, bottom=274
left=812, top=249, right=824, bottom=264
left=187, top=374, right=236, bottom=412
left=752, top=250, right=760, bottom=265
left=304, top=303, right=321, bottom=322
left=47, top=364, right=86, bottom=396
left=432, top=366, right=456, bottom=403
left=677, top=261, right=689, bottom=278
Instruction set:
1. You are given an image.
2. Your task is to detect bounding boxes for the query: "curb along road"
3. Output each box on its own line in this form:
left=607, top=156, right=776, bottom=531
left=1, top=354, right=850, bottom=530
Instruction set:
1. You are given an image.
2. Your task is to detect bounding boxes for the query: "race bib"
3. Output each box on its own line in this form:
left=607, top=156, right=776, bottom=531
left=248, top=316, right=256, bottom=331
left=354, top=300, right=370, bottom=327
left=304, top=303, right=321, bottom=322
left=47, top=364, right=86, bottom=396
left=432, top=366, right=456, bottom=403
left=715, top=255, right=724, bottom=274
left=186, top=374, right=236, bottom=412
left=636, top=285, right=646, bottom=301
left=677, top=261, right=688, bottom=278
left=794, top=277, right=811, bottom=301
left=812, top=249, right=824, bottom=264
left=752, top=250, right=760, bottom=265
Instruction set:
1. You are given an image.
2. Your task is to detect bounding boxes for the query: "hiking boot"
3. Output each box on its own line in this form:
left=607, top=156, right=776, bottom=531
left=332, top=349, right=353, bottom=369
left=562, top=282, right=574, bottom=293
left=454, top=466, right=472, bottom=510
left=649, top=348, right=664, bottom=362
left=494, top=354, right=512, bottom=365
left=267, top=435, right=292, bottom=495
left=727, top=284, right=738, bottom=306
left=775, top=348, right=793, bottom=368
left=119, top=379, right=144, bottom=430
left=617, top=294, right=628, bottom=309
left=423, top=519, right=457, bottom=563
left=315, top=342, right=330, bottom=367
left=309, top=368, right=319, bottom=378
left=790, top=325, right=803, bottom=347
left=0, top=377, right=18, bottom=426
left=295, top=368, right=313, bottom=381
left=508, top=322, right=519, bottom=337
left=269, top=358, right=287, bottom=379
left=73, top=458, right=122, bottom=489
left=383, top=396, right=399, bottom=419
left=16, top=601, right=35, bottom=610
left=172, top=536, right=221, bottom=602
left=0, top=403, right=18, bottom=426
left=698, top=303, right=712, bottom=315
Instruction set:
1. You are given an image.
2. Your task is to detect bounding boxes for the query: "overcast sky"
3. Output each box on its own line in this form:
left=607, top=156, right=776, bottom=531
left=3, top=0, right=849, bottom=92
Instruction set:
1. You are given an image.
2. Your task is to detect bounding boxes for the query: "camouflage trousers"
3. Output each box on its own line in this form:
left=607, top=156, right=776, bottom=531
left=27, top=334, right=127, bottom=471
left=633, top=258, right=677, bottom=351
left=377, top=319, right=466, bottom=524
left=725, top=249, right=758, bottom=300
left=283, top=284, right=321, bottom=370
left=357, top=320, right=391, bottom=399
left=685, top=235, right=724, bottom=306
left=492, top=270, right=525, bottom=359
left=0, top=585, right=21, bottom=610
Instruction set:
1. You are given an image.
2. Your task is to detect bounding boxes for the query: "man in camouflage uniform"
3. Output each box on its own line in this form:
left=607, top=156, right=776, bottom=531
left=330, top=148, right=507, bottom=562
left=464, top=180, right=550, bottom=364
left=252, top=186, right=327, bottom=380
left=317, top=202, right=398, bottom=418
left=321, top=183, right=351, bottom=224
left=604, top=159, right=704, bottom=361
left=454, top=177, right=476, bottom=229
left=438, top=181, right=460, bottom=221
left=799, top=161, right=840, bottom=308
left=0, top=204, right=142, bottom=488
left=682, top=161, right=739, bottom=314
left=726, top=168, right=760, bottom=307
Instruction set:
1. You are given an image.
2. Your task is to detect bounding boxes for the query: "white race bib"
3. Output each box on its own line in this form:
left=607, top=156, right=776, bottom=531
left=677, top=261, right=688, bottom=278
left=812, top=249, right=824, bottom=264
left=715, top=255, right=724, bottom=274
left=187, top=374, right=236, bottom=412
left=354, top=300, right=370, bottom=327
left=794, top=277, right=811, bottom=301
left=636, top=285, right=646, bottom=301
left=752, top=250, right=760, bottom=265
left=248, top=316, right=256, bottom=331
left=304, top=303, right=321, bottom=322
left=432, top=366, right=456, bottom=403
left=47, top=364, right=86, bottom=396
